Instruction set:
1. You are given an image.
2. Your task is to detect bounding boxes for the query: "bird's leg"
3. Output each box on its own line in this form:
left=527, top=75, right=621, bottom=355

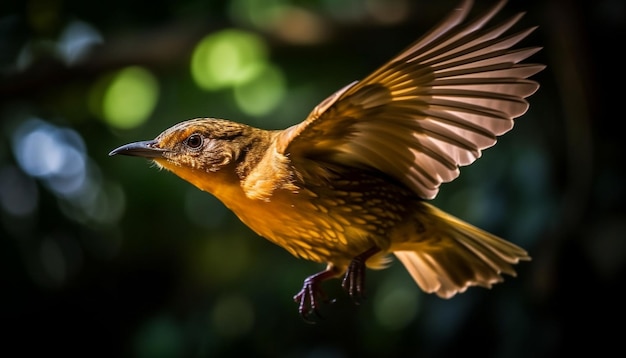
left=341, top=246, right=381, bottom=303
left=293, top=264, right=341, bottom=323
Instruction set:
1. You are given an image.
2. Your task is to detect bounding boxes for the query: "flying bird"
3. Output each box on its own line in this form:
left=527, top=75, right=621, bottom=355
left=110, top=0, right=544, bottom=320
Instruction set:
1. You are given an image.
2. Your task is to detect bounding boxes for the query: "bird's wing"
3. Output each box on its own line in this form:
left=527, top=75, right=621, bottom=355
left=276, top=0, right=544, bottom=199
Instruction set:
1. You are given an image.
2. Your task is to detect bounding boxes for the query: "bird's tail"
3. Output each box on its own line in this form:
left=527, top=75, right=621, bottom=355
left=392, top=203, right=530, bottom=298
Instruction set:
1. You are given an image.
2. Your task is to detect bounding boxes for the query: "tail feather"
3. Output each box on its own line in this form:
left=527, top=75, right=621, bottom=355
left=393, top=203, right=530, bottom=298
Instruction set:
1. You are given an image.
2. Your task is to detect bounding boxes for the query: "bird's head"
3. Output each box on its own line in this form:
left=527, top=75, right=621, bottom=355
left=109, top=118, right=271, bottom=194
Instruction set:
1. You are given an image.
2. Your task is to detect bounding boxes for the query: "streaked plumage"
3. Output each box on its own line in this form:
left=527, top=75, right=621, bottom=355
left=110, top=0, right=543, bottom=319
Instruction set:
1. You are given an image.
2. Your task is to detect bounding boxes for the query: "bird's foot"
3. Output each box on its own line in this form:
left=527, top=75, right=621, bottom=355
left=341, top=260, right=366, bottom=303
left=341, top=246, right=380, bottom=303
left=293, top=268, right=339, bottom=323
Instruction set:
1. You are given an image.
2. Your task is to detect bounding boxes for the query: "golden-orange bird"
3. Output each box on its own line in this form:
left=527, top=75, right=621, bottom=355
left=110, top=0, right=544, bottom=320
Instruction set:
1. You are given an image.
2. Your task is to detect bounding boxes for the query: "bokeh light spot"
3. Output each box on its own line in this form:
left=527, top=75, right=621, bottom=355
left=191, top=29, right=267, bottom=90
left=101, top=66, right=159, bottom=129
left=229, top=0, right=328, bottom=44
left=365, top=0, right=410, bottom=24
left=12, top=118, right=88, bottom=197
left=233, top=64, right=285, bottom=116
left=11, top=118, right=123, bottom=229
left=57, top=20, right=103, bottom=65
left=229, top=0, right=286, bottom=29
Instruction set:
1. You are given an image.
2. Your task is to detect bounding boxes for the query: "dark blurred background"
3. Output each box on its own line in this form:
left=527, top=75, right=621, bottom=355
left=1, top=0, right=623, bottom=357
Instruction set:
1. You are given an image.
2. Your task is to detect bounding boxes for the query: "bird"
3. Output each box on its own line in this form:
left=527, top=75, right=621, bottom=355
left=110, top=0, right=544, bottom=321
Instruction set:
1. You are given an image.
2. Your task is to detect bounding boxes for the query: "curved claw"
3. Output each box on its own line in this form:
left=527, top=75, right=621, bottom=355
left=293, top=267, right=340, bottom=323
left=293, top=278, right=325, bottom=323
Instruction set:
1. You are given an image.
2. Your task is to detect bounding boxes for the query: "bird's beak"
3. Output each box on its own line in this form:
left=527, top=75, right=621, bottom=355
left=109, top=140, right=167, bottom=158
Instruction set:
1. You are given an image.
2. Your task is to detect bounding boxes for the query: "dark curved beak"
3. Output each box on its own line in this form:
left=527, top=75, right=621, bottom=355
left=109, top=140, right=167, bottom=158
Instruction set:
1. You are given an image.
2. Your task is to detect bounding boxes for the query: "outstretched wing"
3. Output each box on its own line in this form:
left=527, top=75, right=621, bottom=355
left=276, top=0, right=544, bottom=199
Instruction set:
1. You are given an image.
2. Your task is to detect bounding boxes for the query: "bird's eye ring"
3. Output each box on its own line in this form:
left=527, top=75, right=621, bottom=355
left=185, top=134, right=203, bottom=149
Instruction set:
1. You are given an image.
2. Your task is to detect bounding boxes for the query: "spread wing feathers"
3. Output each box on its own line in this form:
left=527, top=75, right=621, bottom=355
left=276, top=0, right=544, bottom=199
left=394, top=203, right=530, bottom=298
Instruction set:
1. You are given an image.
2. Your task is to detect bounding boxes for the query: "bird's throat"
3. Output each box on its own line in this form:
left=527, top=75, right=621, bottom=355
left=153, top=158, right=240, bottom=198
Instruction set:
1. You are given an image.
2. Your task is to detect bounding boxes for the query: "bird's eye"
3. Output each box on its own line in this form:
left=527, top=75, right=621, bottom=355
left=185, top=134, right=203, bottom=149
